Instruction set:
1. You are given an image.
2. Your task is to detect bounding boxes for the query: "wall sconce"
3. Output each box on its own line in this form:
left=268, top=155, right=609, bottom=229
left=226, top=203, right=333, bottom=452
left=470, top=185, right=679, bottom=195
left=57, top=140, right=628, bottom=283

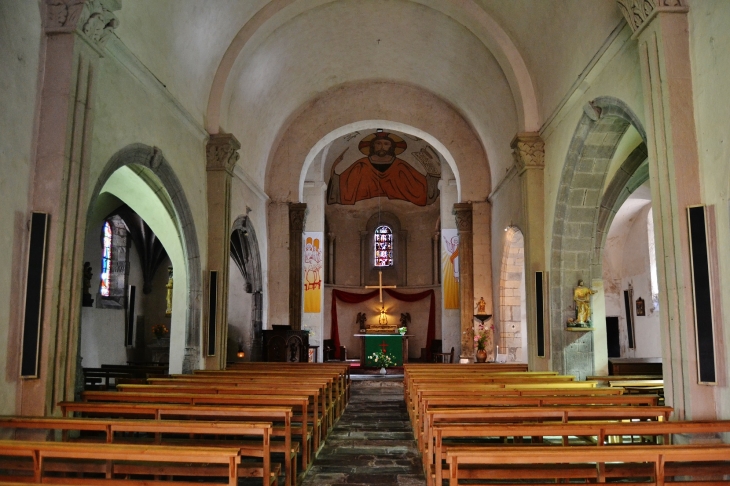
left=378, top=306, right=388, bottom=325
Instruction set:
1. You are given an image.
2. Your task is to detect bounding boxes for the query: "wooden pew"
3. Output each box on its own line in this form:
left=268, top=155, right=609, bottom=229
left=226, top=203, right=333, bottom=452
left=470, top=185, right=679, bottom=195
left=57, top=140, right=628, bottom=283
left=0, top=440, right=241, bottom=485
left=57, top=402, right=297, bottom=486
left=445, top=443, right=730, bottom=485
left=219, top=362, right=352, bottom=405
left=155, top=374, right=342, bottom=425
left=116, top=382, right=328, bottom=447
left=422, top=405, right=673, bottom=485
left=432, top=420, right=730, bottom=486
left=0, top=417, right=276, bottom=486
left=79, top=391, right=314, bottom=471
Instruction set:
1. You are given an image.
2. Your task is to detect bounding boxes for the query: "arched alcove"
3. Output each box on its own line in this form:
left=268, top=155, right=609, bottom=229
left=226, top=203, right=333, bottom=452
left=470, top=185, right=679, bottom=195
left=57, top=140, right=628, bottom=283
left=499, top=227, right=527, bottom=363
left=550, top=97, right=647, bottom=378
left=229, top=215, right=264, bottom=362
left=86, top=144, right=201, bottom=374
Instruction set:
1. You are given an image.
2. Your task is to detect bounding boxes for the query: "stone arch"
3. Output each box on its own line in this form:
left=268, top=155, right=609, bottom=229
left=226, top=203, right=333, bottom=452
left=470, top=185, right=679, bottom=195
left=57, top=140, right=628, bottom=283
left=266, top=82, right=491, bottom=204
left=499, top=226, right=526, bottom=362
left=549, top=97, right=647, bottom=376
left=230, top=215, right=264, bottom=361
left=87, top=144, right=202, bottom=373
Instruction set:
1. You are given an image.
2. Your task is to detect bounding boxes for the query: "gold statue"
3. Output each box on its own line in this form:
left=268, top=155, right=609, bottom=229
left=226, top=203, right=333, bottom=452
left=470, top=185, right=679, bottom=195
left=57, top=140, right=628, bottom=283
left=165, top=267, right=173, bottom=316
left=573, top=280, right=596, bottom=325
left=475, top=296, right=487, bottom=315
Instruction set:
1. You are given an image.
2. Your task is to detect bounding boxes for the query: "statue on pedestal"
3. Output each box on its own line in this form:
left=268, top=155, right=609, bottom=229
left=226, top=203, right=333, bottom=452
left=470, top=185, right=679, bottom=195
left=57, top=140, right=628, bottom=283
left=570, top=280, right=596, bottom=327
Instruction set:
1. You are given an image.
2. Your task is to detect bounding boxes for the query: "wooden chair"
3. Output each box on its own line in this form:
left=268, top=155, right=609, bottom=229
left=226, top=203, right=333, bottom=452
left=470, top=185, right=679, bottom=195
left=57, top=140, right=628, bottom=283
left=431, top=347, right=454, bottom=363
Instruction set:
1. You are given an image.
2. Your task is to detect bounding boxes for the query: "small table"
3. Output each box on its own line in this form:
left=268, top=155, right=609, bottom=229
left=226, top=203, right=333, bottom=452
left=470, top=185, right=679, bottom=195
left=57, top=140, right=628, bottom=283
left=355, top=334, right=412, bottom=366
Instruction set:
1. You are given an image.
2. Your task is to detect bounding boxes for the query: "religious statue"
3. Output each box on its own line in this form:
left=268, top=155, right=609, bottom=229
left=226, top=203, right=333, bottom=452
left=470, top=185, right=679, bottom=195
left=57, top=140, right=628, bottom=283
left=327, top=131, right=440, bottom=206
left=165, top=266, right=173, bottom=316
left=356, top=312, right=367, bottom=332
left=475, top=296, right=487, bottom=315
left=572, top=280, right=597, bottom=326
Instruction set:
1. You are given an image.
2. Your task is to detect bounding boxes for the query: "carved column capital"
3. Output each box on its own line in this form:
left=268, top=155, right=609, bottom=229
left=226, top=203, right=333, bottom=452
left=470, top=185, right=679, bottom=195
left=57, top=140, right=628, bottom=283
left=616, top=0, right=688, bottom=37
left=45, top=0, right=121, bottom=48
left=452, top=203, right=473, bottom=233
left=511, top=132, right=545, bottom=174
left=288, top=203, right=308, bottom=233
left=206, top=133, right=241, bottom=174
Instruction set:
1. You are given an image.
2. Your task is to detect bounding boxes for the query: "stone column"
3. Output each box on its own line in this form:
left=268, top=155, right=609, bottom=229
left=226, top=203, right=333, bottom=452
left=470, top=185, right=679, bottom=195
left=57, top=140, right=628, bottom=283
left=511, top=133, right=548, bottom=370
left=288, top=203, right=307, bottom=330
left=616, top=0, right=712, bottom=419
left=453, top=203, right=474, bottom=362
left=327, top=233, right=335, bottom=285
left=432, top=231, right=440, bottom=285
left=205, top=133, right=240, bottom=369
left=19, top=0, right=120, bottom=416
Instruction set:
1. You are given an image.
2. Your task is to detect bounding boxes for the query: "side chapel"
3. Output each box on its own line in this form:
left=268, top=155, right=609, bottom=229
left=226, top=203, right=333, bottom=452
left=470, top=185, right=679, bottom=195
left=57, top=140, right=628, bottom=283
left=1, top=0, right=730, bottom=422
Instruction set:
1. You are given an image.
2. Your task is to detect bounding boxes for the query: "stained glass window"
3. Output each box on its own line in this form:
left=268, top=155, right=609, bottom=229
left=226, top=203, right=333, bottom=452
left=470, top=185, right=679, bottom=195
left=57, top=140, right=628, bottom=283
left=100, top=221, right=113, bottom=297
left=374, top=225, right=393, bottom=267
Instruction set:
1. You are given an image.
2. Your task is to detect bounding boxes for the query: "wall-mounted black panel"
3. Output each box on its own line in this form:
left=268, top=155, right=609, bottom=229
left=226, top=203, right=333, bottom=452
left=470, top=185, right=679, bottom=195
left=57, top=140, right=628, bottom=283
left=687, top=205, right=716, bottom=384
left=535, top=272, right=545, bottom=357
left=207, top=271, right=218, bottom=356
left=623, top=290, right=635, bottom=349
left=21, top=212, right=49, bottom=378
left=126, top=285, right=136, bottom=346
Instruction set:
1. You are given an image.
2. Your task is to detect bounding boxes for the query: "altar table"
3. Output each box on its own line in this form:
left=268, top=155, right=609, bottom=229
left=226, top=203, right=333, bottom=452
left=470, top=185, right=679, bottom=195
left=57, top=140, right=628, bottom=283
left=355, top=334, right=412, bottom=366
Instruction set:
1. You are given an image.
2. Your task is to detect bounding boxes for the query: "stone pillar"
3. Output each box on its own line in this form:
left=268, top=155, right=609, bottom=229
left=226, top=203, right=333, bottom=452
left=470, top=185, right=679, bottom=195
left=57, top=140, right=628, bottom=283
left=453, top=203, right=474, bottom=362
left=19, top=0, right=120, bottom=416
left=616, top=0, right=713, bottom=419
left=288, top=203, right=307, bottom=330
left=327, top=233, right=335, bottom=284
left=511, top=133, right=548, bottom=370
left=205, top=133, right=240, bottom=369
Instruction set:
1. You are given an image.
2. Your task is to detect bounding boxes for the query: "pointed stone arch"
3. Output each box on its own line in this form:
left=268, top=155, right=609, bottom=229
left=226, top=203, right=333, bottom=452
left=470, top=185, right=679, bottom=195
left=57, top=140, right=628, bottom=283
left=230, top=215, right=264, bottom=361
left=550, top=97, right=647, bottom=377
left=87, top=144, right=202, bottom=373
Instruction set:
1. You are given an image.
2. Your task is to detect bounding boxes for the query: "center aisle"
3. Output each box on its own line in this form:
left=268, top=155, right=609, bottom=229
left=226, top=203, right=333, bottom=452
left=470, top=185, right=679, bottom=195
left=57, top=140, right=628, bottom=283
left=301, top=377, right=426, bottom=486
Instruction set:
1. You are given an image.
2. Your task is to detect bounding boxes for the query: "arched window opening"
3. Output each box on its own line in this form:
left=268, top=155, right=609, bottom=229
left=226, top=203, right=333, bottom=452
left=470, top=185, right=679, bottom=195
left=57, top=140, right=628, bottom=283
left=100, top=215, right=129, bottom=305
left=374, top=225, right=393, bottom=267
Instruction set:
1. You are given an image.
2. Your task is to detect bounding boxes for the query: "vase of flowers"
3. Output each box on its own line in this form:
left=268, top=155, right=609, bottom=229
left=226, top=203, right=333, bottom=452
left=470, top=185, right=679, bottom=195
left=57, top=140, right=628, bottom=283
left=152, top=324, right=169, bottom=345
left=368, top=348, right=395, bottom=374
left=398, top=326, right=407, bottom=335
left=474, top=321, right=494, bottom=363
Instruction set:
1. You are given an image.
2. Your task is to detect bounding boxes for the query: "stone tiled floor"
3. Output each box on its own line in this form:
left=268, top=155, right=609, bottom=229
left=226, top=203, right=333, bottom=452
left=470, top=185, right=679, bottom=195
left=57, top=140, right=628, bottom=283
left=300, top=376, right=426, bottom=486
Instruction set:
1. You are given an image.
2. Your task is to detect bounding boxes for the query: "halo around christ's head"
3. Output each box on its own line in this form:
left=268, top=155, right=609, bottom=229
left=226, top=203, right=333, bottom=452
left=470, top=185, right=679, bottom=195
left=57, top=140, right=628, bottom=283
left=358, top=132, right=408, bottom=156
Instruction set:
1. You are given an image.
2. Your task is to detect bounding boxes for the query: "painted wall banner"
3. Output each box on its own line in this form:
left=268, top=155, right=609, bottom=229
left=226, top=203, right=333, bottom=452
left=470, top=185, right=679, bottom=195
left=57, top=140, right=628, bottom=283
left=303, top=232, right=324, bottom=313
left=442, top=229, right=460, bottom=309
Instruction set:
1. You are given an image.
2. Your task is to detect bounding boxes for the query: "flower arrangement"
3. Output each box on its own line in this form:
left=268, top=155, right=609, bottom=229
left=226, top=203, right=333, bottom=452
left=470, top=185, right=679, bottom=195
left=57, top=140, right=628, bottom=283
left=152, top=323, right=169, bottom=339
left=368, top=349, right=396, bottom=368
left=474, top=322, right=494, bottom=351
left=397, top=326, right=407, bottom=335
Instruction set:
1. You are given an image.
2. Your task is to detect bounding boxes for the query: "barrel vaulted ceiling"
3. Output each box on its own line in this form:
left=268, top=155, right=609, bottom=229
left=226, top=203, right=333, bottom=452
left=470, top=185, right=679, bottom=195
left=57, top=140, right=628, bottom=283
left=115, top=0, right=624, bottom=189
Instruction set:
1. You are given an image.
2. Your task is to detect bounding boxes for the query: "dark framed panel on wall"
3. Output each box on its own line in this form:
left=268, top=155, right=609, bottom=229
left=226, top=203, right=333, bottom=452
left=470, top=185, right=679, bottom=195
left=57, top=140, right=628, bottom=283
left=535, top=271, right=546, bottom=358
left=207, top=271, right=218, bottom=356
left=687, top=205, right=717, bottom=384
left=21, top=212, right=49, bottom=378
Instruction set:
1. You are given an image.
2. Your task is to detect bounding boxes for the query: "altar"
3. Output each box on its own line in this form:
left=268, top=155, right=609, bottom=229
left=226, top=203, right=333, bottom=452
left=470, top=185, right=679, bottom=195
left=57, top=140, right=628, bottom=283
left=355, top=334, right=412, bottom=366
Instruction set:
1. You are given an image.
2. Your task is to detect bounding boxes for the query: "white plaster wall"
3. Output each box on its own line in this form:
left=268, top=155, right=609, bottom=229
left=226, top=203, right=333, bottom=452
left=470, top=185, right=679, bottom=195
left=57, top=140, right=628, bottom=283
left=0, top=0, right=42, bottom=415
left=689, top=0, right=730, bottom=418
left=602, top=199, right=661, bottom=359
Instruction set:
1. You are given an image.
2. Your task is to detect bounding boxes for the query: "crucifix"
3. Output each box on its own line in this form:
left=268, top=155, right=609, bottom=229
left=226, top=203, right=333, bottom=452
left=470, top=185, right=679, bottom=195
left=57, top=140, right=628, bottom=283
left=379, top=340, right=389, bottom=353
left=365, top=270, right=396, bottom=302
